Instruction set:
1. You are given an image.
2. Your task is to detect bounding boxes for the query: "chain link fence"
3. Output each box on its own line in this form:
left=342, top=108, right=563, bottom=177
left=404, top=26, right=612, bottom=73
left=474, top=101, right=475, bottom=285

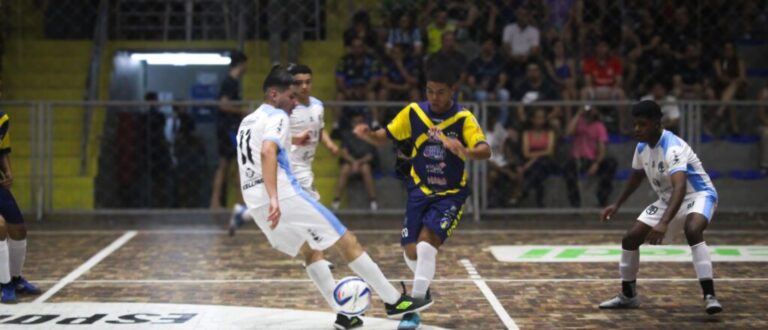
left=2, top=100, right=766, bottom=221
left=1, top=1, right=768, bottom=218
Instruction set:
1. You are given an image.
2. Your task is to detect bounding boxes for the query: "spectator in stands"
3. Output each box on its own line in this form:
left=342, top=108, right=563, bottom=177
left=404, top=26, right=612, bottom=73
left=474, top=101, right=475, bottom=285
left=759, top=84, right=768, bottom=175
left=344, top=11, right=379, bottom=54
left=672, top=42, right=715, bottom=100
left=521, top=108, right=557, bottom=207
left=174, top=109, right=207, bottom=207
left=661, top=6, right=695, bottom=62
left=641, top=81, right=680, bottom=132
left=210, top=52, right=248, bottom=209
left=563, top=107, right=617, bottom=207
left=141, top=91, right=173, bottom=208
left=502, top=8, right=541, bottom=82
left=713, top=41, right=747, bottom=135
left=580, top=39, right=628, bottom=133
left=379, top=44, right=422, bottom=103
left=424, top=7, right=456, bottom=55
left=466, top=38, right=510, bottom=122
left=386, top=14, right=423, bottom=56
left=332, top=113, right=379, bottom=211
left=267, top=0, right=304, bottom=65
left=513, top=61, right=562, bottom=130
left=487, top=111, right=524, bottom=207
left=336, top=37, right=381, bottom=126
left=444, top=0, right=480, bottom=41
left=544, top=39, right=577, bottom=112
left=631, top=9, right=666, bottom=92
left=426, top=31, right=467, bottom=85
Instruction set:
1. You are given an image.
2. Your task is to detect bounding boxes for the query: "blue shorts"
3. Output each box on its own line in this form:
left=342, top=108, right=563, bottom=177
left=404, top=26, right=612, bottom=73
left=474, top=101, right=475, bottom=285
left=401, top=189, right=467, bottom=246
left=0, top=187, right=23, bottom=224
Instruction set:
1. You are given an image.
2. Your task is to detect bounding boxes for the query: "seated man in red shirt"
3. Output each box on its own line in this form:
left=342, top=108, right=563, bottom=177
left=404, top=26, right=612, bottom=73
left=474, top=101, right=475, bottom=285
left=580, top=40, right=628, bottom=133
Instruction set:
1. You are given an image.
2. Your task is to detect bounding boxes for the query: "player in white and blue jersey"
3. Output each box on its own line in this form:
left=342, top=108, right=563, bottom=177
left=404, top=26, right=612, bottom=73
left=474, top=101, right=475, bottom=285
left=237, top=66, right=431, bottom=329
left=598, top=100, right=722, bottom=314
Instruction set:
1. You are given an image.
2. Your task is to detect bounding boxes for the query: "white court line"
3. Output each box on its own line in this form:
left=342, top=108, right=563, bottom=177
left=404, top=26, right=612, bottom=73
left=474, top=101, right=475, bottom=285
left=461, top=259, right=519, bottom=330
left=44, top=277, right=768, bottom=285
left=34, top=231, right=137, bottom=303
left=29, top=229, right=768, bottom=235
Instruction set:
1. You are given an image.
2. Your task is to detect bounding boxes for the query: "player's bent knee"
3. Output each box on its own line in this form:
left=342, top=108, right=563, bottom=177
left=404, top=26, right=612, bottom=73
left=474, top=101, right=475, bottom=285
left=403, top=244, right=417, bottom=260
left=7, top=224, right=26, bottom=240
left=621, top=234, right=642, bottom=250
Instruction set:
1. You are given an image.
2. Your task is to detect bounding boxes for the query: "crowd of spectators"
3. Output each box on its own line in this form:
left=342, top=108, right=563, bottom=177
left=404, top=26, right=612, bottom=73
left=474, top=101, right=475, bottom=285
left=330, top=0, right=768, bottom=207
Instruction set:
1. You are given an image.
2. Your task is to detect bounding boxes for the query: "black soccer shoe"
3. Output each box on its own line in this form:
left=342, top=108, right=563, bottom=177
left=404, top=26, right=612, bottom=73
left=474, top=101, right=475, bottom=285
left=334, top=313, right=363, bottom=330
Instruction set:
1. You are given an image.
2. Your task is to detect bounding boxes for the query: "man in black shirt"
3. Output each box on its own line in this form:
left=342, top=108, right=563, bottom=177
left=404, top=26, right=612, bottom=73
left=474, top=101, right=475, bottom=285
left=211, top=51, right=248, bottom=209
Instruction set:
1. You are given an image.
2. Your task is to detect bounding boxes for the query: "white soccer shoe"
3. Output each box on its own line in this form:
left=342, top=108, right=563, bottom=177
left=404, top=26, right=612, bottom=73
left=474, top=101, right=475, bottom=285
left=598, top=293, right=640, bottom=309
left=704, top=294, right=723, bottom=314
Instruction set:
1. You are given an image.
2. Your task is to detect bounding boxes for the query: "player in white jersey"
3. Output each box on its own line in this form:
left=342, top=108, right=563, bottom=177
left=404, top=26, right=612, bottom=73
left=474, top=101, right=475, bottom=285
left=286, top=64, right=339, bottom=200
left=229, top=64, right=338, bottom=235
left=238, top=66, right=432, bottom=329
left=598, top=100, right=722, bottom=314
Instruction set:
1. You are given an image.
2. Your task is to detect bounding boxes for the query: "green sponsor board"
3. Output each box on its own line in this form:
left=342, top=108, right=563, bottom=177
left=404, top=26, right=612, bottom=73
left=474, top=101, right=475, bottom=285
left=489, top=245, right=768, bottom=263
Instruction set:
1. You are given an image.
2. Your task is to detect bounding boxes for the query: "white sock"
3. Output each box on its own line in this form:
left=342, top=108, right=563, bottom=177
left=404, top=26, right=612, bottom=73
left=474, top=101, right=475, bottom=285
left=306, top=259, right=337, bottom=312
left=412, top=241, right=438, bottom=299
left=403, top=252, right=417, bottom=274
left=8, top=239, right=26, bottom=277
left=620, top=249, right=640, bottom=282
left=348, top=252, right=400, bottom=305
left=691, top=242, right=713, bottom=280
left=0, top=240, right=10, bottom=284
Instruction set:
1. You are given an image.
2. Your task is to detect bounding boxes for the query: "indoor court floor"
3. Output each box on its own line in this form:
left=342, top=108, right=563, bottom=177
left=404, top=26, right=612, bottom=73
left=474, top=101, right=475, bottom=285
left=4, top=213, right=768, bottom=329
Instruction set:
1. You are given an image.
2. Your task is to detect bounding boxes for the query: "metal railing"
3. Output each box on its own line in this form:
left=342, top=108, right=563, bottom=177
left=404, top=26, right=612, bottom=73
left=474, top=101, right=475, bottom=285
left=4, top=99, right=767, bottom=221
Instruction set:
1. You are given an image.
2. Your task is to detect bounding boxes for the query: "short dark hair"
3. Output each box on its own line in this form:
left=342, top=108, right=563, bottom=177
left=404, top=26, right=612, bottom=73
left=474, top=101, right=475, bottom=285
left=287, top=63, right=312, bottom=76
left=262, top=65, right=295, bottom=93
left=631, top=100, right=663, bottom=121
left=425, top=54, right=460, bottom=86
left=229, top=51, right=248, bottom=68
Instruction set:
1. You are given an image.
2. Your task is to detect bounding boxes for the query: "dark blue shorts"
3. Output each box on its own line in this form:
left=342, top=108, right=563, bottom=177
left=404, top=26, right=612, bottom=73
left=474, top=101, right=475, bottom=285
left=0, top=187, right=23, bottom=224
left=401, top=189, right=467, bottom=246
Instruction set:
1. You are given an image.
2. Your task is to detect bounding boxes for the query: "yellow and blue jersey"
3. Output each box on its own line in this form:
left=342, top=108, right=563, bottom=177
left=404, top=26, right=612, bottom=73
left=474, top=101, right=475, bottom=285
left=385, top=101, right=487, bottom=196
left=0, top=112, right=11, bottom=154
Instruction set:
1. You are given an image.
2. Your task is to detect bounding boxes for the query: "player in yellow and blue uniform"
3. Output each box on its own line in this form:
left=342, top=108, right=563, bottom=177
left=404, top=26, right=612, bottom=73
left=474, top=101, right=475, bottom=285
left=0, top=112, right=41, bottom=304
left=354, top=60, right=491, bottom=329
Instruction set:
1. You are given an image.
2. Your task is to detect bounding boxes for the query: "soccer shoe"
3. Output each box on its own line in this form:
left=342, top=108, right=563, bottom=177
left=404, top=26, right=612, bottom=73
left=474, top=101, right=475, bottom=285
left=13, top=276, right=42, bottom=295
left=228, top=203, right=247, bottom=236
left=598, top=293, right=640, bottom=309
left=398, top=313, right=422, bottom=330
left=333, top=313, right=363, bottom=330
left=385, top=294, right=433, bottom=318
left=704, top=294, right=723, bottom=315
left=1, top=282, right=17, bottom=304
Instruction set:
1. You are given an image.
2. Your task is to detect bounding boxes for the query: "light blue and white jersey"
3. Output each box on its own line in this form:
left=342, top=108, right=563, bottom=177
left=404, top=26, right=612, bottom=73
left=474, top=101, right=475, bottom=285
left=289, top=96, right=325, bottom=183
left=237, top=104, right=300, bottom=208
left=632, top=130, right=717, bottom=203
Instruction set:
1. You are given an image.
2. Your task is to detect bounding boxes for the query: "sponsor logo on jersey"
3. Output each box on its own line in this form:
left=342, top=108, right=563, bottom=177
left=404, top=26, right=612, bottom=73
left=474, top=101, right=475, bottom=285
left=423, top=145, right=445, bottom=161
left=646, top=205, right=658, bottom=215
left=425, top=164, right=445, bottom=175
left=427, top=176, right=447, bottom=186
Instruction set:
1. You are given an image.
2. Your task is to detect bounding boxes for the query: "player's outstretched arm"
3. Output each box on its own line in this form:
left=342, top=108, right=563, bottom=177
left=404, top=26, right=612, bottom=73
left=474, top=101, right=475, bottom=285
left=320, top=130, right=340, bottom=155
left=353, top=124, right=389, bottom=146
left=261, top=140, right=281, bottom=229
left=601, top=170, right=646, bottom=221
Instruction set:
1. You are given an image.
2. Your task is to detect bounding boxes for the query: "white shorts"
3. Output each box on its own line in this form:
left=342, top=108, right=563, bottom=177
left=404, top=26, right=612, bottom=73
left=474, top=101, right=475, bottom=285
left=637, top=192, right=717, bottom=228
left=249, top=192, right=346, bottom=257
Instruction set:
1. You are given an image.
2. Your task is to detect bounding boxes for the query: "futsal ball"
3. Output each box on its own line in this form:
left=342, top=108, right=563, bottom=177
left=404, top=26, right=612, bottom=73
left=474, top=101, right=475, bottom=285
left=333, top=276, right=372, bottom=316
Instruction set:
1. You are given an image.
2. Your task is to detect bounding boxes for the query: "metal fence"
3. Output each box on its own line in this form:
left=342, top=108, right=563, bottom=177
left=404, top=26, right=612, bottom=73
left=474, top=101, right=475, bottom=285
left=5, top=99, right=768, bottom=221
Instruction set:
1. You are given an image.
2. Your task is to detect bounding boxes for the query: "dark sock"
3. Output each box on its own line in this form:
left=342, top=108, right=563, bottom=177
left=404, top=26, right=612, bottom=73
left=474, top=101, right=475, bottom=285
left=700, top=279, right=715, bottom=298
left=622, top=280, right=637, bottom=298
